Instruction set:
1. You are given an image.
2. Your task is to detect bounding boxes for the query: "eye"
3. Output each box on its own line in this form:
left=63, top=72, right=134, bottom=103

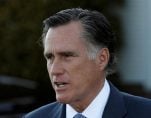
left=60, top=52, right=78, bottom=61
left=62, top=52, right=77, bottom=58
left=45, top=53, right=54, bottom=63
left=64, top=53, right=73, bottom=57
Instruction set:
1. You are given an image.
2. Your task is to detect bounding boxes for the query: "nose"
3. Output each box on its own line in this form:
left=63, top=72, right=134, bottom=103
left=48, top=59, right=64, bottom=76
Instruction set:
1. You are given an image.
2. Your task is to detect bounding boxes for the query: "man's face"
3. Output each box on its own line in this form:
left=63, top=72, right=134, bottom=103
left=44, top=21, right=106, bottom=108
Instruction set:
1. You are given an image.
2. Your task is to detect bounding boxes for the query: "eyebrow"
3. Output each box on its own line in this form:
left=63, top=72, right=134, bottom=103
left=44, top=51, right=79, bottom=58
left=59, top=51, right=78, bottom=56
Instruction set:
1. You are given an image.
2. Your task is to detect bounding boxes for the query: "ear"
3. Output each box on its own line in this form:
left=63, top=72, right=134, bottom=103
left=97, top=48, right=110, bottom=71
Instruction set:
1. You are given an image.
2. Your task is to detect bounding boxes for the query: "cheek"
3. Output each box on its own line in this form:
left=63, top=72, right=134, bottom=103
left=47, top=63, right=53, bottom=77
left=68, top=61, right=98, bottom=85
left=67, top=61, right=87, bottom=78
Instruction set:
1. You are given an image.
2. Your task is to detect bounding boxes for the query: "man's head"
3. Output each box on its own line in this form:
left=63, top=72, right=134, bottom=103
left=42, top=8, right=117, bottom=75
left=42, top=8, right=117, bottom=111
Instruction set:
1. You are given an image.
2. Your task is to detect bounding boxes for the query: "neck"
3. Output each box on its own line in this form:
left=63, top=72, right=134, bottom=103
left=70, top=79, right=105, bottom=112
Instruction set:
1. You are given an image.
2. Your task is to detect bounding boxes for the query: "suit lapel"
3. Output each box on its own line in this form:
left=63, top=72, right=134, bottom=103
left=59, top=104, right=66, bottom=118
left=47, top=103, right=66, bottom=118
left=102, top=82, right=127, bottom=118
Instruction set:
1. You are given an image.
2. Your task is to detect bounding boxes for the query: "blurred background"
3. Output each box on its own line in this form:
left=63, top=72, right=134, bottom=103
left=0, top=0, right=151, bottom=117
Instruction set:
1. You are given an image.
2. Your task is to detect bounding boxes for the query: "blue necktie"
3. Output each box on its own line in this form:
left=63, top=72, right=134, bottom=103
left=73, top=113, right=87, bottom=118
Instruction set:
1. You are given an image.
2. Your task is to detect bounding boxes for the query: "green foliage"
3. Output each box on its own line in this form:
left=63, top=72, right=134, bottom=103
left=0, top=0, right=46, bottom=80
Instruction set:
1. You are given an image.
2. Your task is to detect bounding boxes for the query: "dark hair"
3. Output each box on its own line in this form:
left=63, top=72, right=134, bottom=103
left=42, top=8, right=117, bottom=75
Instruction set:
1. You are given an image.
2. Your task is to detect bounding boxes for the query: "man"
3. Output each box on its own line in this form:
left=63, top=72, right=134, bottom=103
left=24, top=8, right=151, bottom=118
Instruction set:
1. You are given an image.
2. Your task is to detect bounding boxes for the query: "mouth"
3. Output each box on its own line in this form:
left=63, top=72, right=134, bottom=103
left=54, top=82, right=68, bottom=88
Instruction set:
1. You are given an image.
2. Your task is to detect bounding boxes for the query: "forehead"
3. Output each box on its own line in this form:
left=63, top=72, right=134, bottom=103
left=44, top=21, right=87, bottom=53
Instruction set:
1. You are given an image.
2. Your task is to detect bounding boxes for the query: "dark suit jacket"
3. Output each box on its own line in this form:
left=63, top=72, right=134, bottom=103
left=24, top=82, right=151, bottom=118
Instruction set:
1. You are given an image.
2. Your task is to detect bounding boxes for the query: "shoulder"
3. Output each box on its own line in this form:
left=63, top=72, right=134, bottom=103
left=109, top=81, right=151, bottom=109
left=108, top=82, right=151, bottom=117
left=23, top=102, right=64, bottom=118
left=122, top=92, right=151, bottom=116
left=122, top=92, right=151, bottom=107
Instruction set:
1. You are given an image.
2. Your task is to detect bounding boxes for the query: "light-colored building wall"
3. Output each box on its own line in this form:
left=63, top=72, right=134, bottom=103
left=118, top=0, right=151, bottom=91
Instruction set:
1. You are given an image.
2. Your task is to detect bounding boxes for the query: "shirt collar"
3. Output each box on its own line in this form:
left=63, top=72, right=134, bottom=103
left=66, top=79, right=110, bottom=118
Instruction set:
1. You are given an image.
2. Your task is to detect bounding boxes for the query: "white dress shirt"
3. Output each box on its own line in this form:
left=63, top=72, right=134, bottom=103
left=66, top=79, right=110, bottom=118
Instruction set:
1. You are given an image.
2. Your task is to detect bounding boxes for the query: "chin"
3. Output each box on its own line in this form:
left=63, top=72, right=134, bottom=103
left=56, top=95, right=69, bottom=104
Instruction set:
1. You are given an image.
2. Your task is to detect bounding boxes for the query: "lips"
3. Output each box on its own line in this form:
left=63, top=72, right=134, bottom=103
left=54, top=82, right=68, bottom=88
